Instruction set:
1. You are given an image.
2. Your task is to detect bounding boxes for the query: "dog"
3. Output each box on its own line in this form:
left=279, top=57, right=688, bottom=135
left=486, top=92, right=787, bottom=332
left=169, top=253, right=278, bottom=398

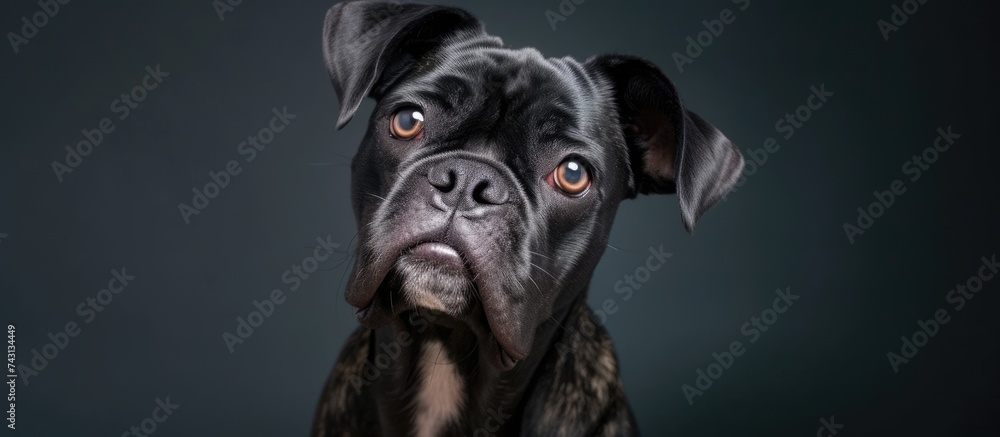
left=311, top=2, right=744, bottom=436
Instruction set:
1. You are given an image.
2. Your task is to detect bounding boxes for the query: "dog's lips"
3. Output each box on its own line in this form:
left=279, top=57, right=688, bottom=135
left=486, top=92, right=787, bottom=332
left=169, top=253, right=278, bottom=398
left=344, top=249, right=398, bottom=314
left=348, top=239, right=534, bottom=370
left=487, top=331, right=525, bottom=372
left=408, top=242, right=465, bottom=270
left=345, top=273, right=383, bottom=314
left=347, top=240, right=467, bottom=320
left=476, top=279, right=532, bottom=364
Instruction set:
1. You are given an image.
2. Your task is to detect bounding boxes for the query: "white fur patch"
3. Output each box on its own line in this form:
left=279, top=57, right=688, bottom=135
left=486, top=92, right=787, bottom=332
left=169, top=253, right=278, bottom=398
left=412, top=340, right=464, bottom=437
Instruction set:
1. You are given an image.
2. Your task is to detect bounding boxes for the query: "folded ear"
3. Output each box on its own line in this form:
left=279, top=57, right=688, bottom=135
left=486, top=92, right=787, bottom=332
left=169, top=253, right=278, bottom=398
left=585, top=54, right=744, bottom=233
left=322, top=1, right=483, bottom=129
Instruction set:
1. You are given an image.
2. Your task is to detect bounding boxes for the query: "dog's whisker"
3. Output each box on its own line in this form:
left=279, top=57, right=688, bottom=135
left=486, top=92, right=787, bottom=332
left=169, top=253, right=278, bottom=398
left=430, top=337, right=447, bottom=365
left=526, top=274, right=542, bottom=294
left=529, top=262, right=558, bottom=282
left=528, top=250, right=555, bottom=261
left=389, top=287, right=394, bottom=315
left=606, top=243, right=640, bottom=255
left=317, top=255, right=354, bottom=272
left=548, top=315, right=572, bottom=336
left=365, top=192, right=388, bottom=202
left=337, top=232, right=361, bottom=296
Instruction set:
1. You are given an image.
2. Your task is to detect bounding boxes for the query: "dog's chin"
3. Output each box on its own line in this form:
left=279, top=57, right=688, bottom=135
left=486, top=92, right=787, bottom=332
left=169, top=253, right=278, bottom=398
left=352, top=242, right=477, bottom=325
left=352, top=244, right=522, bottom=371
left=394, top=252, right=476, bottom=317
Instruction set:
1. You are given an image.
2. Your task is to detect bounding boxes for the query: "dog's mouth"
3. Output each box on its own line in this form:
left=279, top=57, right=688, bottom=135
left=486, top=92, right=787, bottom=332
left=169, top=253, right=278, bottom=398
left=348, top=240, right=526, bottom=371
left=407, top=242, right=465, bottom=269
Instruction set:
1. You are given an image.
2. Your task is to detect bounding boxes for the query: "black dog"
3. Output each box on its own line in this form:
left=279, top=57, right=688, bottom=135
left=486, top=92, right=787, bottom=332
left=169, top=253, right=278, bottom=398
left=312, top=2, right=743, bottom=436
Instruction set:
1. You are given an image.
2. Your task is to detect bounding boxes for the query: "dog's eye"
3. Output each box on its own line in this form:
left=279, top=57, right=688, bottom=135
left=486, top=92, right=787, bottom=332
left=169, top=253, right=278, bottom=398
left=390, top=107, right=425, bottom=140
left=552, top=159, right=591, bottom=197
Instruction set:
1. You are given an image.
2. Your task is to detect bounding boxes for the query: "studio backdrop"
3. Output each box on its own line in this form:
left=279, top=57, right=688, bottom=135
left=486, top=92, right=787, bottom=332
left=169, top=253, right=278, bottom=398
left=1, top=0, right=997, bottom=435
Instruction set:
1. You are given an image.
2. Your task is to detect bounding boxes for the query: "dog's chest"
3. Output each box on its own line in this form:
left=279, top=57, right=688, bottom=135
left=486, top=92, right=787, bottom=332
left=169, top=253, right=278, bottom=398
left=412, top=340, right=465, bottom=437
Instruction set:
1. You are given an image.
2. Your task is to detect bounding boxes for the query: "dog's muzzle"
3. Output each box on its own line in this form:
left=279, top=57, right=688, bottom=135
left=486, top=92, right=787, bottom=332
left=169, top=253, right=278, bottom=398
left=346, top=152, right=534, bottom=369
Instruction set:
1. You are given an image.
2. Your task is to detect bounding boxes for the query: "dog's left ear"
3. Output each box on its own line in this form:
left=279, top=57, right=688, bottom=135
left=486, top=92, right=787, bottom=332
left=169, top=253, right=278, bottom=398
left=586, top=54, right=744, bottom=233
left=322, top=1, right=483, bottom=129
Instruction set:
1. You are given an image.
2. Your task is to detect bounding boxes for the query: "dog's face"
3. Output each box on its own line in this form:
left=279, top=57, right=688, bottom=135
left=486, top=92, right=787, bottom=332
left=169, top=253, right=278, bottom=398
left=323, top=2, right=743, bottom=370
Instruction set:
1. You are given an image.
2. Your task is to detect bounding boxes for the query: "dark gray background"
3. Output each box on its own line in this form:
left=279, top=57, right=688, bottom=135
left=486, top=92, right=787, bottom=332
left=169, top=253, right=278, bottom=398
left=1, top=0, right=998, bottom=435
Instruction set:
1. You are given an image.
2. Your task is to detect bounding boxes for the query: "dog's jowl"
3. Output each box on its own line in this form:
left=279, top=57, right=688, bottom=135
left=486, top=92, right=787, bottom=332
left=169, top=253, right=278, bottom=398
left=312, top=2, right=744, bottom=436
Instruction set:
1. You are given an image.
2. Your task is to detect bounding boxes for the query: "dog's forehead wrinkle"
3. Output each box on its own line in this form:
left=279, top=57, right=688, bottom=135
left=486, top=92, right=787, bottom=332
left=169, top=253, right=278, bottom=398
left=440, top=30, right=504, bottom=55
left=398, top=46, right=612, bottom=168
left=432, top=44, right=588, bottom=103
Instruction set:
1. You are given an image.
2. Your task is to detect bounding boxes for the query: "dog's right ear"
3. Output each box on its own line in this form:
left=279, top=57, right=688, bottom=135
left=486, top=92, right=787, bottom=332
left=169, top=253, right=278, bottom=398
left=322, top=1, right=483, bottom=129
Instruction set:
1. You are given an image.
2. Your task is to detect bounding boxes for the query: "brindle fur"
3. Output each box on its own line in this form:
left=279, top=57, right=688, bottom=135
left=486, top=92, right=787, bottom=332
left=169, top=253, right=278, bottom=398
left=311, top=298, right=636, bottom=437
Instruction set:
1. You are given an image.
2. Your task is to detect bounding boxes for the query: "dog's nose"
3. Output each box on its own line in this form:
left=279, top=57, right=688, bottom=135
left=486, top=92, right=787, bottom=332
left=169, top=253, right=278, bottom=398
left=428, top=159, right=510, bottom=210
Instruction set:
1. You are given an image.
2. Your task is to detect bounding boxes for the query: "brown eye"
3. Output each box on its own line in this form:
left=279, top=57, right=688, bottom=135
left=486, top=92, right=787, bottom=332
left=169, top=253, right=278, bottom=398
left=390, top=107, right=424, bottom=140
left=553, top=159, right=591, bottom=196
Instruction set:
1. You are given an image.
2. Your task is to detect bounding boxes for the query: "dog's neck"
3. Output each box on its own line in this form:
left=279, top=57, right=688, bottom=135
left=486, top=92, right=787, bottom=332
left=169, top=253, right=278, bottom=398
left=367, top=288, right=588, bottom=436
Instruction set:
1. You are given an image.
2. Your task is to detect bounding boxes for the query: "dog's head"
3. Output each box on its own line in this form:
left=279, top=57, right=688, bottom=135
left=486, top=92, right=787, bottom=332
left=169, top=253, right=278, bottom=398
left=323, top=1, right=743, bottom=370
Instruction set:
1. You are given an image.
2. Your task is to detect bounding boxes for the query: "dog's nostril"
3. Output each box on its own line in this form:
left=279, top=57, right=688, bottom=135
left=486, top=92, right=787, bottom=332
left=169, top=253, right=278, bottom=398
left=471, top=181, right=490, bottom=204
left=471, top=179, right=508, bottom=205
left=428, top=160, right=510, bottom=209
left=428, top=167, right=457, bottom=193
